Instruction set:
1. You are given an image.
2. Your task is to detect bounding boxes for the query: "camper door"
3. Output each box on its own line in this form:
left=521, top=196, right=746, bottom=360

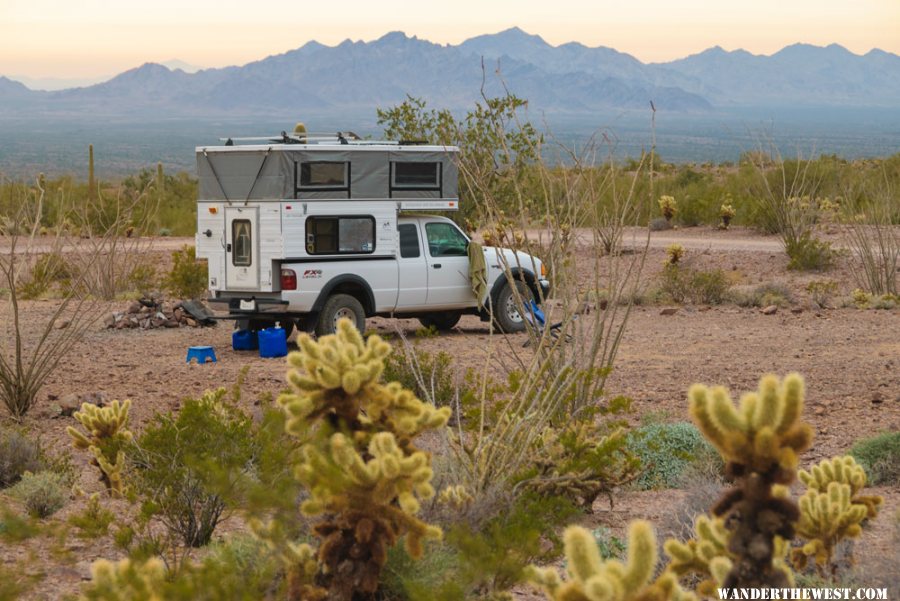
left=225, top=207, right=259, bottom=290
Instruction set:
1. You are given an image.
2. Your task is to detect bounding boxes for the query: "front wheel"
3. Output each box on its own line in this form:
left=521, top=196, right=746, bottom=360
left=418, top=311, right=462, bottom=331
left=493, top=280, right=534, bottom=333
left=315, top=294, right=366, bottom=336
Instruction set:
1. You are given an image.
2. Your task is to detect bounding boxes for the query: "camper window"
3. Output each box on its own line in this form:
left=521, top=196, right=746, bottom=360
left=297, top=161, right=350, bottom=194
left=306, top=216, right=375, bottom=255
left=392, top=162, right=440, bottom=189
left=232, top=219, right=252, bottom=266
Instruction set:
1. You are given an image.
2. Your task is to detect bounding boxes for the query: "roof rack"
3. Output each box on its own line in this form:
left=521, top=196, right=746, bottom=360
left=219, top=131, right=407, bottom=147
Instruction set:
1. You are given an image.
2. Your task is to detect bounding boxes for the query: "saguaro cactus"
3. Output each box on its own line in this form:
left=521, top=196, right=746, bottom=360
left=277, top=319, right=450, bottom=600
left=688, top=373, right=813, bottom=587
left=527, top=521, right=696, bottom=601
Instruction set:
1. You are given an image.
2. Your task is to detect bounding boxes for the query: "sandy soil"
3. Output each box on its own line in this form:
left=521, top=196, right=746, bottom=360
left=1, top=226, right=897, bottom=599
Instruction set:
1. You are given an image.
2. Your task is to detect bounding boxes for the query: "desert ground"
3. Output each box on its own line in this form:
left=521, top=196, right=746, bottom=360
left=2, top=225, right=898, bottom=599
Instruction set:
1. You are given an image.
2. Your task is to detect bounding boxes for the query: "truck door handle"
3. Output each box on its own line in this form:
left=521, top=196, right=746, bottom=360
left=432, top=263, right=442, bottom=269
left=226, top=243, right=232, bottom=252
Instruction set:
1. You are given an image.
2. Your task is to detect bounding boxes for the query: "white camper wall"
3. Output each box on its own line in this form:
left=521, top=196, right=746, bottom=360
left=259, top=204, right=283, bottom=291
left=196, top=202, right=225, bottom=291
left=281, top=201, right=398, bottom=258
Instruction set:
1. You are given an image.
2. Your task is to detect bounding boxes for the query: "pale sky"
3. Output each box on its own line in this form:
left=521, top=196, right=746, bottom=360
left=2, top=0, right=899, bottom=79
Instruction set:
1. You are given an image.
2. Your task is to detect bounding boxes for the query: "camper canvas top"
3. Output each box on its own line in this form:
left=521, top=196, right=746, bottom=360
left=196, top=135, right=460, bottom=207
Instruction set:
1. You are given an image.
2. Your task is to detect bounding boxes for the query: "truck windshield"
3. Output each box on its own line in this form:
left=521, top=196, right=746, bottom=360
left=425, top=222, right=468, bottom=257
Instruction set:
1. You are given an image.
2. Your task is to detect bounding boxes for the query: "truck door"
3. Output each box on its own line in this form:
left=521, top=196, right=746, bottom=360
left=424, top=221, right=476, bottom=307
left=396, top=222, right=428, bottom=308
left=225, top=207, right=259, bottom=290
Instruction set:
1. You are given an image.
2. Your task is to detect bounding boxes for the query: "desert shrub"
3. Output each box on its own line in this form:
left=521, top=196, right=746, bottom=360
left=733, top=282, right=793, bottom=308
left=786, top=234, right=836, bottom=271
left=16, top=252, right=71, bottom=299
left=649, top=217, right=672, bottom=231
left=131, top=389, right=254, bottom=548
left=8, top=470, right=68, bottom=518
left=434, top=493, right=582, bottom=597
left=658, top=265, right=730, bottom=305
left=591, top=526, right=627, bottom=560
left=627, top=421, right=723, bottom=490
left=849, top=432, right=900, bottom=485
left=0, top=561, right=34, bottom=599
left=381, top=541, right=461, bottom=600
left=126, top=262, right=158, bottom=296
left=164, top=245, right=208, bottom=299
left=0, top=428, right=43, bottom=488
left=382, top=346, right=461, bottom=408
left=807, top=280, right=838, bottom=309
left=69, top=493, right=116, bottom=538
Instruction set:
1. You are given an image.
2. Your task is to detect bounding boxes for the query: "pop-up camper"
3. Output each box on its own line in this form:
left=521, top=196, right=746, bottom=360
left=195, top=127, right=549, bottom=335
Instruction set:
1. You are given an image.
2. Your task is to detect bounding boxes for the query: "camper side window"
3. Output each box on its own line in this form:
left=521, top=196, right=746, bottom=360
left=392, top=162, right=440, bottom=190
left=232, top=219, right=252, bottom=266
left=296, top=162, right=350, bottom=196
left=306, top=216, right=375, bottom=255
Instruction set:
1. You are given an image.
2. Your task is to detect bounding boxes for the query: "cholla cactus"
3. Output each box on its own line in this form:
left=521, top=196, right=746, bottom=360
left=277, top=319, right=450, bottom=598
left=438, top=484, right=474, bottom=511
left=793, top=482, right=869, bottom=574
left=666, top=243, right=685, bottom=265
left=688, top=374, right=813, bottom=587
left=658, top=195, right=677, bottom=222
left=81, top=558, right=166, bottom=600
left=527, top=522, right=695, bottom=601
left=799, top=455, right=883, bottom=519
left=67, top=400, right=132, bottom=496
left=719, top=203, right=736, bottom=229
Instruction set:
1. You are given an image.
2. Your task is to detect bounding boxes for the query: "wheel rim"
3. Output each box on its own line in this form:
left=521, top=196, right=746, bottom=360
left=333, top=307, right=357, bottom=330
left=505, top=294, right=524, bottom=323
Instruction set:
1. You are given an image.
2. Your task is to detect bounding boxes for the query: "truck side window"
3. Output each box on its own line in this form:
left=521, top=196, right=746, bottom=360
left=425, top=222, right=468, bottom=257
left=398, top=224, right=420, bottom=258
left=306, top=216, right=375, bottom=255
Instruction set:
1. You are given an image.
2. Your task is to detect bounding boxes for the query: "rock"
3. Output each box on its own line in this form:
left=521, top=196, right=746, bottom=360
left=164, top=319, right=180, bottom=328
left=115, top=319, right=129, bottom=330
left=659, top=307, right=679, bottom=316
left=871, top=392, right=884, bottom=405
left=761, top=305, right=778, bottom=315
left=59, top=395, right=80, bottom=416
left=103, top=313, right=116, bottom=328
left=139, top=305, right=152, bottom=314
left=55, top=319, right=70, bottom=329
left=127, top=301, right=142, bottom=314
left=790, top=307, right=803, bottom=314
left=185, top=318, right=198, bottom=327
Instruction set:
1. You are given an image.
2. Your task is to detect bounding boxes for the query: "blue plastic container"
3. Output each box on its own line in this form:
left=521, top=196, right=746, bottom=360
left=232, top=329, right=258, bottom=351
left=258, top=326, right=287, bottom=358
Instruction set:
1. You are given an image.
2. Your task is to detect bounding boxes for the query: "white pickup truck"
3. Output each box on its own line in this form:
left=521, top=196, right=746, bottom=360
left=212, top=213, right=550, bottom=336
left=195, top=129, right=549, bottom=336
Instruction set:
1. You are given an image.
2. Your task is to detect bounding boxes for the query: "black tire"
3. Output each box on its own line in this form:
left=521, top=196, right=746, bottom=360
left=315, top=294, right=366, bottom=336
left=493, top=280, right=534, bottom=333
left=418, top=311, right=462, bottom=331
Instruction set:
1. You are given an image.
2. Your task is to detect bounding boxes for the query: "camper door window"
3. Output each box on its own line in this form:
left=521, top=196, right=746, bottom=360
left=306, top=216, right=375, bottom=255
left=296, top=161, right=350, bottom=195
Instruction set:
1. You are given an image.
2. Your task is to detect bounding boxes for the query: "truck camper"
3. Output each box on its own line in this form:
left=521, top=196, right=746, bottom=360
left=195, top=125, right=550, bottom=336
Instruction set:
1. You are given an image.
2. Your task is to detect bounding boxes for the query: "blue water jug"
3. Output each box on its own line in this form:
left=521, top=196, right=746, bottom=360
left=258, top=325, right=287, bottom=358
left=232, top=329, right=258, bottom=351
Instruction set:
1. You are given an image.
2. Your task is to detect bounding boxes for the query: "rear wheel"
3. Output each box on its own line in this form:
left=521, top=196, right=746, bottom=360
left=493, top=280, right=533, bottom=333
left=316, top=294, right=366, bottom=336
left=418, top=311, right=462, bottom=331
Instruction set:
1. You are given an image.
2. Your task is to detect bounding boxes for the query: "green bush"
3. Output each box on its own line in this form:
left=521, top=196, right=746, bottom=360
left=131, top=389, right=255, bottom=547
left=627, top=421, right=723, bottom=490
left=16, top=252, right=71, bottom=299
left=733, top=282, right=794, bottom=308
left=382, top=346, right=463, bottom=408
left=69, top=494, right=116, bottom=538
left=658, top=265, right=731, bottom=305
left=850, top=432, right=900, bottom=485
left=8, top=471, right=68, bottom=518
left=163, top=245, right=208, bottom=299
left=786, top=234, right=836, bottom=271
left=0, top=428, right=43, bottom=488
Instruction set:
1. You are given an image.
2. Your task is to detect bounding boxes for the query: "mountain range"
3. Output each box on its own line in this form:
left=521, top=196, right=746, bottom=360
left=3, top=27, right=899, bottom=119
